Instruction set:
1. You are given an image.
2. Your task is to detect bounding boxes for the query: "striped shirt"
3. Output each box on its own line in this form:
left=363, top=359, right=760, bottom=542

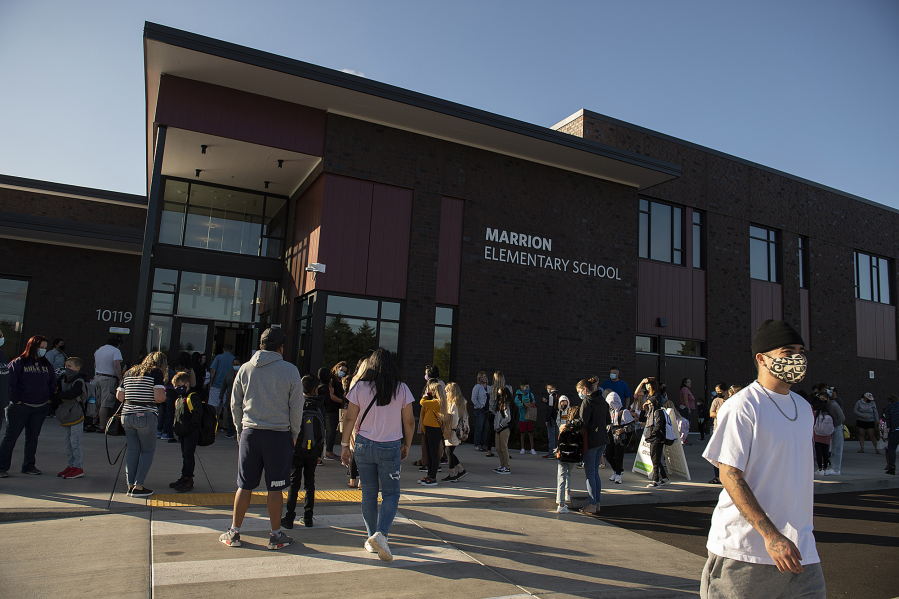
left=118, top=368, right=165, bottom=416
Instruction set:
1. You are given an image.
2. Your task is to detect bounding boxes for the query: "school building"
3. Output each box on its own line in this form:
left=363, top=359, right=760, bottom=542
left=2, top=22, right=897, bottom=413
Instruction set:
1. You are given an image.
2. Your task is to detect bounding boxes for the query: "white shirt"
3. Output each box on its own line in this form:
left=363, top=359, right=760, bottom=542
left=702, top=381, right=819, bottom=566
left=94, top=344, right=123, bottom=376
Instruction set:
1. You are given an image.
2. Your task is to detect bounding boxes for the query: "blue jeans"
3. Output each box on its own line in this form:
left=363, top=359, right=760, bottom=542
left=0, top=402, right=49, bottom=472
left=123, top=412, right=158, bottom=486
left=353, top=435, right=402, bottom=538
left=157, top=396, right=175, bottom=437
left=64, top=422, right=84, bottom=468
left=583, top=445, right=606, bottom=505
left=474, top=408, right=489, bottom=446
left=546, top=420, right=558, bottom=453
left=887, top=430, right=899, bottom=470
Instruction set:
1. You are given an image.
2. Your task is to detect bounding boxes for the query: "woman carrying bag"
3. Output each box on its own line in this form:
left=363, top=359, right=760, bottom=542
left=340, top=348, right=415, bottom=562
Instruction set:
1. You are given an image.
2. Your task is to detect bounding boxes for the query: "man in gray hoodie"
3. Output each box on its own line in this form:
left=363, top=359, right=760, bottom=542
left=220, top=328, right=303, bottom=551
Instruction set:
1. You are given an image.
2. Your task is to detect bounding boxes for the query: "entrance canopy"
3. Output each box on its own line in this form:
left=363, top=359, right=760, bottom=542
left=144, top=22, right=680, bottom=198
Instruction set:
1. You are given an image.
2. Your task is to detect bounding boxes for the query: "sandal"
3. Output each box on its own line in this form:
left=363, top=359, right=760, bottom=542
left=485, top=452, right=495, bottom=457
left=348, top=481, right=358, bottom=488
left=858, top=450, right=865, bottom=453
left=412, top=460, right=423, bottom=467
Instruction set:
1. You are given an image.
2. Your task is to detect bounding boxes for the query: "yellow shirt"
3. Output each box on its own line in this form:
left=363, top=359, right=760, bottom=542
left=420, top=397, right=441, bottom=428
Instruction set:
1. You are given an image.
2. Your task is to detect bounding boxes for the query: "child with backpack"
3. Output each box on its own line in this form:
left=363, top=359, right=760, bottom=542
left=440, top=383, right=469, bottom=482
left=281, top=375, right=326, bottom=529
left=638, top=381, right=672, bottom=488
left=555, top=406, right=586, bottom=513
left=514, top=382, right=537, bottom=455
left=56, top=357, right=94, bottom=479
left=169, top=372, right=200, bottom=492
left=813, top=395, right=835, bottom=474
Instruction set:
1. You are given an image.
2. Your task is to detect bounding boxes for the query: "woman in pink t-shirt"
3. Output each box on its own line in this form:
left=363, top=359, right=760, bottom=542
left=340, top=348, right=415, bottom=562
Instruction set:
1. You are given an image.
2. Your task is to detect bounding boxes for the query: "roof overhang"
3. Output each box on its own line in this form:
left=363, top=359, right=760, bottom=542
left=144, top=23, right=681, bottom=195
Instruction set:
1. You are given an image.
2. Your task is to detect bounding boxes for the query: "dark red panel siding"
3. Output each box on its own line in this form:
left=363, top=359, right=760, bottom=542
left=692, top=269, right=706, bottom=340
left=291, top=177, right=324, bottom=296
left=436, top=197, right=465, bottom=305
left=750, top=280, right=783, bottom=340
left=366, top=184, right=413, bottom=299
left=155, top=75, right=326, bottom=156
left=318, top=176, right=373, bottom=295
left=856, top=300, right=897, bottom=360
left=637, top=260, right=703, bottom=339
left=799, top=289, right=811, bottom=351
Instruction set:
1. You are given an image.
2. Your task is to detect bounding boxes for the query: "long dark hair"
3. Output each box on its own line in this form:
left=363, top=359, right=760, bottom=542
left=175, top=352, right=192, bottom=370
left=680, top=378, right=690, bottom=390
left=18, top=335, right=50, bottom=364
left=367, top=348, right=399, bottom=406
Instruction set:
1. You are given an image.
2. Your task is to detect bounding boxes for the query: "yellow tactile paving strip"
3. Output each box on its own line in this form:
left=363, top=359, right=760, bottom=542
left=148, top=489, right=364, bottom=507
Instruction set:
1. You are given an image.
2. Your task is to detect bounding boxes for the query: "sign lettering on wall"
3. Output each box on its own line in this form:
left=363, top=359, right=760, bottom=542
left=482, top=228, right=622, bottom=280
left=96, top=310, right=133, bottom=323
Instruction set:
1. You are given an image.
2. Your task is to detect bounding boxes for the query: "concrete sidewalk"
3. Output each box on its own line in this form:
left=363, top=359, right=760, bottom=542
left=1, top=423, right=895, bottom=519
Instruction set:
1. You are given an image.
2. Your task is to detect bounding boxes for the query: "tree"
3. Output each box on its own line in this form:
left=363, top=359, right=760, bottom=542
left=433, top=339, right=451, bottom=382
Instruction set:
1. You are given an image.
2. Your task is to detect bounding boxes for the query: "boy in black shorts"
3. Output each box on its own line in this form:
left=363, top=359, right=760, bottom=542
left=281, top=375, right=326, bottom=529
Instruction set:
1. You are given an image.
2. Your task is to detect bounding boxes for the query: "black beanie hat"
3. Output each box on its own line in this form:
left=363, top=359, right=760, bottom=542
left=751, top=319, right=805, bottom=356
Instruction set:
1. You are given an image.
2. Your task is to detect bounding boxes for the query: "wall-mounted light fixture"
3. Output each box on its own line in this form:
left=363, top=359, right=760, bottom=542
left=277, top=159, right=284, bottom=169
left=201, top=145, right=208, bottom=154
left=264, top=181, right=270, bottom=189
left=657, top=317, right=668, bottom=327
left=195, top=169, right=202, bottom=178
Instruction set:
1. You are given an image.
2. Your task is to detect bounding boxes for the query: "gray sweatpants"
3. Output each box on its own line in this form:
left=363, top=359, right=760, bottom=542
left=701, top=552, right=825, bottom=599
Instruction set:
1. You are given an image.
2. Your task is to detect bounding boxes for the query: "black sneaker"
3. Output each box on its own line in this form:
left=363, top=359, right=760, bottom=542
left=129, top=487, right=154, bottom=497
left=22, top=468, right=41, bottom=475
left=174, top=479, right=194, bottom=493
left=0, top=471, right=7, bottom=478
left=418, top=466, right=428, bottom=472
left=225, top=432, right=236, bottom=438
left=167, top=438, right=178, bottom=443
left=169, top=476, right=187, bottom=489
left=281, top=513, right=295, bottom=529
left=441, top=474, right=457, bottom=482
left=454, top=470, right=468, bottom=481
left=421, top=478, right=438, bottom=486
left=303, top=517, right=313, bottom=528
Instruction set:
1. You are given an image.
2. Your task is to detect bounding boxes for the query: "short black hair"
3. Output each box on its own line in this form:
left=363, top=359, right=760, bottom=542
left=425, top=364, right=440, bottom=379
left=52, top=338, right=64, bottom=347
left=302, top=375, right=321, bottom=395
left=223, top=343, right=233, bottom=352
left=609, top=366, right=619, bottom=371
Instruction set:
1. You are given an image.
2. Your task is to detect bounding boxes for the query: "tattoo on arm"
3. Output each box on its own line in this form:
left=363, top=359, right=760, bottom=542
left=722, top=465, right=779, bottom=539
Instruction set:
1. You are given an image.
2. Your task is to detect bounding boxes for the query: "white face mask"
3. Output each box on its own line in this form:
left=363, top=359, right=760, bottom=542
left=37, top=348, right=47, bottom=357
left=578, top=392, right=588, bottom=400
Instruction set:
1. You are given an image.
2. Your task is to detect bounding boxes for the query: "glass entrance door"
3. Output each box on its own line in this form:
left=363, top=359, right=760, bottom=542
left=172, top=319, right=213, bottom=356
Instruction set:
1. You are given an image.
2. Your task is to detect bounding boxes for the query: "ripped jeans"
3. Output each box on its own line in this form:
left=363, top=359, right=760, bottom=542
left=353, top=435, right=403, bottom=538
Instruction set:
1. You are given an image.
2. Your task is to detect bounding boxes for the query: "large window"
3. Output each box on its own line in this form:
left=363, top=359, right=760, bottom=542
left=692, top=211, right=704, bottom=269
left=0, top=277, right=29, bottom=353
left=639, top=198, right=683, bottom=265
left=158, top=178, right=287, bottom=258
left=854, top=251, right=891, bottom=304
left=750, top=225, right=779, bottom=282
left=433, top=307, right=455, bottom=380
left=322, top=295, right=402, bottom=374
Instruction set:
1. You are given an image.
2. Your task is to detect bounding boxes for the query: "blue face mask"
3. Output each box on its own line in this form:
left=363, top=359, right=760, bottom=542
left=37, top=348, right=47, bottom=357
left=338, top=370, right=347, bottom=378
left=0, top=337, right=4, bottom=347
left=610, top=373, right=618, bottom=380
left=233, top=365, right=240, bottom=371
left=578, top=392, right=588, bottom=400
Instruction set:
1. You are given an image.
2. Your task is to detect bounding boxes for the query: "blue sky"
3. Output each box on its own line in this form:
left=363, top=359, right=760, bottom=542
left=1, top=1, right=897, bottom=207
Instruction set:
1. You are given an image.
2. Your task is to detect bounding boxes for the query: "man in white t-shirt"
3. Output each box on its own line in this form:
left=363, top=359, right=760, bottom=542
left=93, top=336, right=124, bottom=432
left=701, top=319, right=824, bottom=598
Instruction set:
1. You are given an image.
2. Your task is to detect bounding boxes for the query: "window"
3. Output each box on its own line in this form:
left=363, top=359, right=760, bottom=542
left=639, top=198, right=683, bottom=265
left=157, top=178, right=287, bottom=259
left=692, top=211, right=704, bottom=269
left=0, top=277, right=29, bottom=353
left=854, top=251, right=891, bottom=304
left=149, top=268, right=278, bottom=324
left=636, top=335, right=658, bottom=353
left=664, top=338, right=704, bottom=357
left=433, top=307, right=455, bottom=380
left=750, top=225, right=779, bottom=282
left=322, top=295, right=402, bottom=372
left=798, top=237, right=809, bottom=289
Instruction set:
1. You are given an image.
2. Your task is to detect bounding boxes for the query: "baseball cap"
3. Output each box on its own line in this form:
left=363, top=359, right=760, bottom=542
left=260, top=327, right=286, bottom=350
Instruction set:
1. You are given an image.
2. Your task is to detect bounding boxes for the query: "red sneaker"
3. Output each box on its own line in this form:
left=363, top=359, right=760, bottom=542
left=64, top=468, right=84, bottom=479
left=58, top=467, right=72, bottom=477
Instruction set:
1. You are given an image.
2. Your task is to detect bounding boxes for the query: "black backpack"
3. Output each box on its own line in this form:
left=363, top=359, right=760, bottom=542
left=197, top=402, right=218, bottom=447
left=294, top=403, right=325, bottom=457
left=173, top=392, right=203, bottom=438
left=557, top=425, right=584, bottom=463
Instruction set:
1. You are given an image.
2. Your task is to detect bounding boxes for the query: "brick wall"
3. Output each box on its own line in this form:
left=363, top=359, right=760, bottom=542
left=320, top=115, right=639, bottom=402
left=0, top=187, right=146, bottom=229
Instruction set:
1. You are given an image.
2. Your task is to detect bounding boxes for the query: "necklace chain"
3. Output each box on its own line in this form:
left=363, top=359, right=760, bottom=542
left=755, top=381, right=799, bottom=422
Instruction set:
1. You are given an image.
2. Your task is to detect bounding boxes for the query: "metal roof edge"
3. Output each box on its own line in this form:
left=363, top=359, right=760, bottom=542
left=579, top=109, right=897, bottom=216
left=143, top=23, right=681, bottom=181
left=0, top=174, right=148, bottom=207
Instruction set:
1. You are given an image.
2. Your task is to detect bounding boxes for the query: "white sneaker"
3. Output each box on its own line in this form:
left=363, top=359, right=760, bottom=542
left=609, top=474, right=616, bottom=481
left=364, top=538, right=376, bottom=553
left=615, top=474, right=622, bottom=484
left=530, top=449, right=537, bottom=455
left=829, top=470, right=840, bottom=476
left=823, top=469, right=835, bottom=475
left=556, top=505, right=569, bottom=514
left=368, top=532, right=393, bottom=562
left=520, top=449, right=525, bottom=454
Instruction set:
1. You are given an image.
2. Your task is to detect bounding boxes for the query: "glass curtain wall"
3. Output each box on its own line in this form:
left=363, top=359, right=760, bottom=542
left=322, top=295, right=402, bottom=375
left=0, top=277, right=29, bottom=353
left=433, top=307, right=455, bottom=380
left=158, top=178, right=287, bottom=258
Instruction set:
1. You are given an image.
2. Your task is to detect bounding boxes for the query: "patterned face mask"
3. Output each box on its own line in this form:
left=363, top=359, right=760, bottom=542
left=763, top=353, right=808, bottom=384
